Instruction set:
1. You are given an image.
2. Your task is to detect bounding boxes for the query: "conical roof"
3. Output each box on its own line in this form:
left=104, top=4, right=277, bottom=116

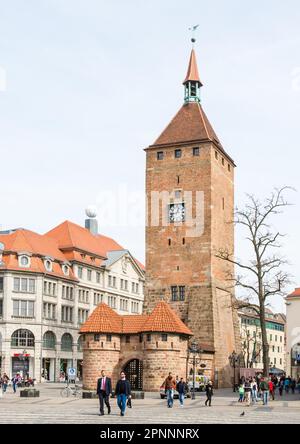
left=141, top=302, right=192, bottom=335
left=80, top=303, right=122, bottom=334
left=80, top=302, right=193, bottom=336
left=183, top=49, right=203, bottom=85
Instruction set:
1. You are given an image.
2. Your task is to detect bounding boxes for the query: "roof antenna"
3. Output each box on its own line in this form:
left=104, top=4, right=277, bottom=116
left=188, top=24, right=199, bottom=47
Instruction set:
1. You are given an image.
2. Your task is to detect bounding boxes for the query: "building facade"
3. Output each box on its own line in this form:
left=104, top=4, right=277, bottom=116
left=286, top=288, right=300, bottom=378
left=0, top=218, right=144, bottom=382
left=80, top=301, right=192, bottom=392
left=238, top=306, right=286, bottom=371
left=144, top=48, right=240, bottom=386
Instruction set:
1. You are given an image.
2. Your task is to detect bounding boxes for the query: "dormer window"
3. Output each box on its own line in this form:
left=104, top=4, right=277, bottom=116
left=19, top=255, right=30, bottom=268
left=62, top=265, right=69, bottom=276
left=44, top=259, right=53, bottom=272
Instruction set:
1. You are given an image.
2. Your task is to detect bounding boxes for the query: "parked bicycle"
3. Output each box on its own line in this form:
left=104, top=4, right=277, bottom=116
left=60, top=384, right=81, bottom=398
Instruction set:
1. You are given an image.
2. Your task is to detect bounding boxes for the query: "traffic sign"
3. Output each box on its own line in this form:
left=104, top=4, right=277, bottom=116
left=67, top=368, right=77, bottom=378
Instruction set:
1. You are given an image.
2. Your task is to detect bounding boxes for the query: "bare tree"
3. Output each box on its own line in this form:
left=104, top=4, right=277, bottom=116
left=241, top=324, right=262, bottom=369
left=217, top=187, right=293, bottom=376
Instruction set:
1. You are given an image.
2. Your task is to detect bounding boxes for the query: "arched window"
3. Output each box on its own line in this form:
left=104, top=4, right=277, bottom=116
left=61, top=333, right=73, bottom=351
left=43, top=331, right=56, bottom=349
left=11, top=329, right=35, bottom=347
left=77, top=336, right=84, bottom=352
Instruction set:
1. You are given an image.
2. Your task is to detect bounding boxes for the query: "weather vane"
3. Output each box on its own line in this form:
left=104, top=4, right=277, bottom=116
left=189, top=24, right=199, bottom=46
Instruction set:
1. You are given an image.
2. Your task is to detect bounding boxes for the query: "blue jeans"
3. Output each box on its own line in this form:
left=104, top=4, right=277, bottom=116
left=179, top=393, right=184, bottom=406
left=117, top=394, right=127, bottom=415
left=262, top=391, right=268, bottom=405
left=167, top=389, right=174, bottom=407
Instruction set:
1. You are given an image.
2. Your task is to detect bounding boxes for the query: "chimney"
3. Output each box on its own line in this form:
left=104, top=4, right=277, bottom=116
left=85, top=206, right=98, bottom=236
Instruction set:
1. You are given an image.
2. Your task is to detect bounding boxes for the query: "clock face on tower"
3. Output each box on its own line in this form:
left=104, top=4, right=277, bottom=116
left=169, top=203, right=185, bottom=223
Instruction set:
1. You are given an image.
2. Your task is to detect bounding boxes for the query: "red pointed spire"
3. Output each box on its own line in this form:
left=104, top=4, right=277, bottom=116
left=183, top=49, right=203, bottom=86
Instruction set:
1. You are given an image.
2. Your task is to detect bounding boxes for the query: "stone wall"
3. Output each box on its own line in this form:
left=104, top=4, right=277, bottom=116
left=82, top=332, right=190, bottom=392
left=144, top=141, right=240, bottom=388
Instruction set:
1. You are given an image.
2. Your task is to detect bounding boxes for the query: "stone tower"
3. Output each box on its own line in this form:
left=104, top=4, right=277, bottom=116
left=144, top=47, right=241, bottom=387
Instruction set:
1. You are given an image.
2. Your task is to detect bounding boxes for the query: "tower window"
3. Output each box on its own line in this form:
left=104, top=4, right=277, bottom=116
left=193, top=147, right=200, bottom=157
left=222, top=198, right=225, bottom=210
left=171, top=286, right=178, bottom=301
left=161, top=334, right=168, bottom=342
left=228, top=164, right=231, bottom=172
left=157, top=152, right=164, bottom=160
left=215, top=151, right=218, bottom=160
left=190, top=82, right=197, bottom=97
left=183, top=238, right=185, bottom=245
left=168, top=239, right=171, bottom=247
left=179, top=286, right=186, bottom=301
left=175, top=190, right=181, bottom=199
left=147, top=334, right=152, bottom=342
left=175, top=149, right=182, bottom=159
left=222, top=158, right=225, bottom=166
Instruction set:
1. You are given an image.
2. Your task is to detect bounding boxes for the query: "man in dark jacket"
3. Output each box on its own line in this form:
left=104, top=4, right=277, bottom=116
left=96, top=370, right=112, bottom=416
left=205, top=381, right=213, bottom=407
left=176, top=378, right=188, bottom=407
left=115, top=371, right=131, bottom=417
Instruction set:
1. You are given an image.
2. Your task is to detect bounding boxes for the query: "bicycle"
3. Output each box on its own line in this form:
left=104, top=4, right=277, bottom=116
left=60, top=384, right=82, bottom=398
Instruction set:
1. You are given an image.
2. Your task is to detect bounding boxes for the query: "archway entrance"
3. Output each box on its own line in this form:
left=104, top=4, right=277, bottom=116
left=123, top=359, right=143, bottom=391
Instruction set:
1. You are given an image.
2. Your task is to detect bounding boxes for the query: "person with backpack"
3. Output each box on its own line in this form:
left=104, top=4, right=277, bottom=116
left=259, top=377, right=269, bottom=405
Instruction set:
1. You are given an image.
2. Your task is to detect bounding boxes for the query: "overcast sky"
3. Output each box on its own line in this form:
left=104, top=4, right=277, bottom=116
left=0, top=0, right=299, bottom=313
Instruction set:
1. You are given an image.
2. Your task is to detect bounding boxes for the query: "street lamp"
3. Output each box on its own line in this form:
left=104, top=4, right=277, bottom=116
left=188, top=340, right=203, bottom=400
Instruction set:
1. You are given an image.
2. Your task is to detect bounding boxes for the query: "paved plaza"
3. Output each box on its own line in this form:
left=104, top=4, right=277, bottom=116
left=0, top=384, right=299, bottom=424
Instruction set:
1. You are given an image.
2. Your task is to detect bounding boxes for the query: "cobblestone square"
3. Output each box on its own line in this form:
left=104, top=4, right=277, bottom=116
left=0, top=384, right=299, bottom=424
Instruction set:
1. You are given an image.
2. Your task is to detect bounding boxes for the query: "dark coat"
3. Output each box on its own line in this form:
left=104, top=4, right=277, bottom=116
left=205, top=384, right=213, bottom=397
left=97, top=377, right=112, bottom=396
left=115, top=379, right=131, bottom=397
left=176, top=382, right=188, bottom=394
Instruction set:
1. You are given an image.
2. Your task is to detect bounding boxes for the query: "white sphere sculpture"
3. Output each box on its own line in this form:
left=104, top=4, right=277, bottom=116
left=85, top=205, right=98, bottom=219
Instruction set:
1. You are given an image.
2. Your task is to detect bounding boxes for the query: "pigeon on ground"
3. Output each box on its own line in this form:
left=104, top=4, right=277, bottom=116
left=240, top=412, right=245, bottom=416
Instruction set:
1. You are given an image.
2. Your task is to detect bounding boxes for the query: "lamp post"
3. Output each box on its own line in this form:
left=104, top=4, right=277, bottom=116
left=188, top=341, right=203, bottom=400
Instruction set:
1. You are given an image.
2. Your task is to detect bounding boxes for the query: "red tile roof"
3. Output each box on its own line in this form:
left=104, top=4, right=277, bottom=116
left=80, top=303, right=122, bottom=334
left=0, top=229, right=77, bottom=280
left=140, top=302, right=192, bottom=335
left=46, top=221, right=123, bottom=259
left=183, top=49, right=202, bottom=86
left=148, top=103, right=230, bottom=158
left=80, top=302, right=193, bottom=336
left=0, top=221, right=144, bottom=276
left=0, top=229, right=66, bottom=261
left=287, top=288, right=300, bottom=298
